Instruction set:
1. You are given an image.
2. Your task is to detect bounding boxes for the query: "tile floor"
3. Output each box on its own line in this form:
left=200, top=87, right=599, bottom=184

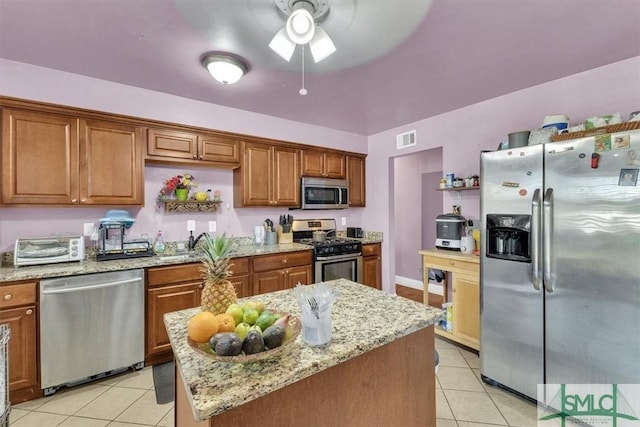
left=8, top=336, right=537, bottom=426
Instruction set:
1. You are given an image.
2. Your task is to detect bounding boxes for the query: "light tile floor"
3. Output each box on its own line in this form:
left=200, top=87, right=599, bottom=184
left=9, top=337, right=537, bottom=426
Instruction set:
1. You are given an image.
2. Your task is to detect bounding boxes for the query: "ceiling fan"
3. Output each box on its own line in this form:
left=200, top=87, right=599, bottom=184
left=268, top=0, right=336, bottom=63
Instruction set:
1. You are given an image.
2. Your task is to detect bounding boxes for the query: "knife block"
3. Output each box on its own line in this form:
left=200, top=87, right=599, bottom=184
left=277, top=225, right=293, bottom=244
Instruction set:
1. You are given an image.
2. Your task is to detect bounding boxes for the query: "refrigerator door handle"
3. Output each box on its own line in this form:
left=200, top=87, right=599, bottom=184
left=531, top=189, right=542, bottom=291
left=543, top=188, right=554, bottom=293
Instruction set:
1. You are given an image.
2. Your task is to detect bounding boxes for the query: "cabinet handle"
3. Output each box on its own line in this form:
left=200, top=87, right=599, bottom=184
left=282, top=258, right=288, bottom=264
left=198, top=284, right=204, bottom=289
left=3, top=294, right=12, bottom=301
left=71, top=199, right=78, bottom=203
left=449, top=261, right=454, bottom=265
left=199, top=155, right=203, bottom=160
left=193, top=154, right=197, bottom=159
left=26, top=309, right=33, bottom=315
left=80, top=199, right=87, bottom=203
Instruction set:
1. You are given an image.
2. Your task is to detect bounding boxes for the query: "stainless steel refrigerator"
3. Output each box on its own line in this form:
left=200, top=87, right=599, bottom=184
left=480, top=130, right=640, bottom=400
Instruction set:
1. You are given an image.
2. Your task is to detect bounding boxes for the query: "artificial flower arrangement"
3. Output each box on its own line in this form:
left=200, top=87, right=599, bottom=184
left=158, top=173, right=197, bottom=201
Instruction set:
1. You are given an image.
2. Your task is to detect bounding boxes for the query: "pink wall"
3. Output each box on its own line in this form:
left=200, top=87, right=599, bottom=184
left=0, top=59, right=367, bottom=251
left=368, top=56, right=640, bottom=292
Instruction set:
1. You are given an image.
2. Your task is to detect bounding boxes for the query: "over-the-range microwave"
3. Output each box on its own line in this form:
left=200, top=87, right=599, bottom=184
left=300, top=177, right=349, bottom=210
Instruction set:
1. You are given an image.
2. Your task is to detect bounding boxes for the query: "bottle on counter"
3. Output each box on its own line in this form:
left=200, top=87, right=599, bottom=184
left=153, top=231, right=165, bottom=254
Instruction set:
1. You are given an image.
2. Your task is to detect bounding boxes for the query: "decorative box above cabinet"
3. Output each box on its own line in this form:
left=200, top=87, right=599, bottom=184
left=1, top=108, right=144, bottom=205
left=146, top=128, right=240, bottom=168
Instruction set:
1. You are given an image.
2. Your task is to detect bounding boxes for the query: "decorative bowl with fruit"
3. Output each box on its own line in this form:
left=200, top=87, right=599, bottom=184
left=186, top=302, right=301, bottom=363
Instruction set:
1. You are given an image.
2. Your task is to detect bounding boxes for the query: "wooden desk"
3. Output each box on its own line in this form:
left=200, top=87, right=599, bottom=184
left=419, top=249, right=480, bottom=350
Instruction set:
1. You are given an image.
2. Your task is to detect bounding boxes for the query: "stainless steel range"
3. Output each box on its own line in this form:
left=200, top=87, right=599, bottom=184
left=292, top=219, right=363, bottom=283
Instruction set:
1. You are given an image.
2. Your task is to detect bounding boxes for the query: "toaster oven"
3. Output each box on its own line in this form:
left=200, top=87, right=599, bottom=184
left=14, top=236, right=85, bottom=266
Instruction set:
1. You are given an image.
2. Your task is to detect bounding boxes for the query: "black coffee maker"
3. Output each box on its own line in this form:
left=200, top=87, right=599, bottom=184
left=486, top=214, right=530, bottom=262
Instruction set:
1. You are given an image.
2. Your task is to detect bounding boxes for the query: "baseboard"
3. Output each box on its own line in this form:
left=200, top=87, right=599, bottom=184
left=395, top=275, right=443, bottom=296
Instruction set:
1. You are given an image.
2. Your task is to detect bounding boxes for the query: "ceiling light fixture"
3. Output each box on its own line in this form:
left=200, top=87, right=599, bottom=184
left=269, top=0, right=335, bottom=63
left=202, top=53, right=248, bottom=85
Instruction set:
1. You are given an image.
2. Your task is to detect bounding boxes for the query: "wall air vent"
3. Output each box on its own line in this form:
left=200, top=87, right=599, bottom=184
left=396, top=130, right=416, bottom=150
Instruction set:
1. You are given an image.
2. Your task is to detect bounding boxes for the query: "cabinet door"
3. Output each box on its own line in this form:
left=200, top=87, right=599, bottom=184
left=147, top=128, right=198, bottom=161
left=2, top=108, right=79, bottom=204
left=363, top=256, right=382, bottom=289
left=272, top=146, right=300, bottom=206
left=236, top=142, right=272, bottom=206
left=80, top=119, right=144, bottom=205
left=146, top=282, right=201, bottom=358
left=0, top=305, right=37, bottom=393
left=252, top=270, right=285, bottom=295
left=347, top=155, right=366, bottom=207
left=452, top=275, right=479, bottom=343
left=325, top=153, right=346, bottom=178
left=285, top=265, right=313, bottom=289
left=300, top=150, right=325, bottom=177
left=198, top=134, right=240, bottom=166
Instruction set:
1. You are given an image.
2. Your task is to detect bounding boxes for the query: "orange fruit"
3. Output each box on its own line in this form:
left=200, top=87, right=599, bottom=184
left=187, top=311, right=219, bottom=343
left=215, top=313, right=236, bottom=333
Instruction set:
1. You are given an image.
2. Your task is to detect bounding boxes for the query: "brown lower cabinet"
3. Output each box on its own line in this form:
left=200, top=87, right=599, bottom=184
left=145, top=258, right=250, bottom=365
left=362, top=243, right=382, bottom=289
left=0, top=281, right=39, bottom=404
left=252, top=251, right=313, bottom=295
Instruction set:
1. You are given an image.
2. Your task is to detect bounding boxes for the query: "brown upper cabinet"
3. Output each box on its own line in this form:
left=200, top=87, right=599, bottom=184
left=146, top=127, right=240, bottom=168
left=1, top=108, right=144, bottom=205
left=233, top=141, right=300, bottom=207
left=347, top=154, right=366, bottom=207
left=300, top=149, right=346, bottom=179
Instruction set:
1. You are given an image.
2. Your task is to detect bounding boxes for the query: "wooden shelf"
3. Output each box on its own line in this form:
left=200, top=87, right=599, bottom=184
left=162, top=200, right=222, bottom=213
left=436, top=186, right=479, bottom=192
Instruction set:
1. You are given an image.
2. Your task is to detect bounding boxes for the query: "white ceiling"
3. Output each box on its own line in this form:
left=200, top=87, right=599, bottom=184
left=0, top=0, right=639, bottom=135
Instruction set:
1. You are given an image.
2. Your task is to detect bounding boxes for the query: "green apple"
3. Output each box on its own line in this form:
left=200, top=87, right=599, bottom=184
left=241, top=300, right=265, bottom=315
left=225, top=304, right=244, bottom=326
left=242, top=308, right=259, bottom=326
left=234, top=322, right=251, bottom=340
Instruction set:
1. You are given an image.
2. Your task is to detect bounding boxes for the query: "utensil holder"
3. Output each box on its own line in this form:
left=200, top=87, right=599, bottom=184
left=277, top=226, right=293, bottom=244
left=265, top=231, right=277, bottom=245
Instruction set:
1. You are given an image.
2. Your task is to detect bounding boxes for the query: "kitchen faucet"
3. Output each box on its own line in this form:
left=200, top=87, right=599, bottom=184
left=188, top=231, right=209, bottom=250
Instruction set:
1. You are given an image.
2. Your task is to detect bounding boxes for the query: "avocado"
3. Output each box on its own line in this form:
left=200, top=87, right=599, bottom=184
left=212, top=332, right=242, bottom=356
left=263, top=324, right=286, bottom=349
left=242, top=330, right=265, bottom=355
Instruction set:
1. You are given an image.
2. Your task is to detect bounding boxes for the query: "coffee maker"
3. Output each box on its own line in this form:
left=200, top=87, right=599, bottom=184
left=485, top=214, right=530, bottom=262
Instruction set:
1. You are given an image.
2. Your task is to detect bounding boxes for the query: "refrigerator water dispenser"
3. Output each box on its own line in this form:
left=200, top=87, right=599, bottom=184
left=486, top=214, right=531, bottom=262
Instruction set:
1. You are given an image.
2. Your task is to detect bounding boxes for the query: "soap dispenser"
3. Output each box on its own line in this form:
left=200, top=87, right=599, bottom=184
left=153, top=230, right=165, bottom=254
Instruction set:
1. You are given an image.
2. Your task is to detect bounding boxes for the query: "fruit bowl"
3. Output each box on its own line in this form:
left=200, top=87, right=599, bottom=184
left=186, top=313, right=301, bottom=363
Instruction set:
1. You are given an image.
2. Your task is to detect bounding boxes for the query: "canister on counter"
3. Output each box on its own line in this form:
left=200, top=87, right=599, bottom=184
left=446, top=173, right=455, bottom=188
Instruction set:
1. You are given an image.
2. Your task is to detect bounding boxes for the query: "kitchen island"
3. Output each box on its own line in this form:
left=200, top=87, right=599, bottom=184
left=165, top=278, right=440, bottom=426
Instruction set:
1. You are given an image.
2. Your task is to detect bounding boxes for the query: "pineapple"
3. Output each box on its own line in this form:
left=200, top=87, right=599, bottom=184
left=200, top=233, right=237, bottom=314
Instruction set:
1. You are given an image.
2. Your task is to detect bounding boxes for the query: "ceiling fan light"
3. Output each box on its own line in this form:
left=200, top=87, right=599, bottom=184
left=286, top=7, right=315, bottom=44
left=269, top=27, right=296, bottom=61
left=309, top=26, right=336, bottom=62
left=202, top=54, right=248, bottom=85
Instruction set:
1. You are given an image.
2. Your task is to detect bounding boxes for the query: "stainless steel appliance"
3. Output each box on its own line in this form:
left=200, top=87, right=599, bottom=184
left=292, top=218, right=363, bottom=282
left=435, top=214, right=465, bottom=250
left=40, top=269, right=145, bottom=395
left=14, top=236, right=85, bottom=266
left=480, top=131, right=640, bottom=400
left=301, top=177, right=349, bottom=210
left=346, top=227, right=364, bottom=238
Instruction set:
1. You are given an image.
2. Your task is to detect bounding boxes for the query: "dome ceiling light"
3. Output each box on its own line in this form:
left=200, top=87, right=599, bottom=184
left=269, top=0, right=336, bottom=63
left=202, top=53, right=249, bottom=85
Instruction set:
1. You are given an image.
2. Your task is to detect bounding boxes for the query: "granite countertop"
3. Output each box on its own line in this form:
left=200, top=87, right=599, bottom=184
left=0, top=234, right=384, bottom=284
left=165, top=278, right=439, bottom=421
left=0, top=242, right=313, bottom=283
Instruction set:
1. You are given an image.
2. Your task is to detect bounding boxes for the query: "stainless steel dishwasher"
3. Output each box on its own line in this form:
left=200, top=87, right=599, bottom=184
left=40, top=269, right=145, bottom=395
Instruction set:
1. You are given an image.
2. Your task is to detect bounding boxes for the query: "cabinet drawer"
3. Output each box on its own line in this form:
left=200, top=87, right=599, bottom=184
left=0, top=281, right=37, bottom=309
left=252, top=251, right=312, bottom=273
left=147, top=263, right=201, bottom=287
left=229, top=257, right=249, bottom=275
left=362, top=243, right=380, bottom=257
left=424, top=257, right=479, bottom=276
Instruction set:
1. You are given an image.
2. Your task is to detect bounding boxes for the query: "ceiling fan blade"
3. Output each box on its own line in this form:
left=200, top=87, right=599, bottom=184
left=309, top=26, right=336, bottom=62
left=269, top=26, right=296, bottom=61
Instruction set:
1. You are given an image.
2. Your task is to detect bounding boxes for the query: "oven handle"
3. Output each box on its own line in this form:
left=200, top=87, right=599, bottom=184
left=316, top=253, right=362, bottom=261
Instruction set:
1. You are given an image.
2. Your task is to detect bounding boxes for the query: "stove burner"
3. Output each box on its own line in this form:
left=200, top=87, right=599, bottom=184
left=295, top=238, right=362, bottom=257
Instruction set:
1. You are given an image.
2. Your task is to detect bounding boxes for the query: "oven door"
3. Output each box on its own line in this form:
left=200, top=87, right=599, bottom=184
left=315, top=254, right=363, bottom=283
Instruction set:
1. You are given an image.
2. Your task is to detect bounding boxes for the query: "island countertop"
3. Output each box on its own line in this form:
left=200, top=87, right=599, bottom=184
left=164, top=278, right=440, bottom=422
